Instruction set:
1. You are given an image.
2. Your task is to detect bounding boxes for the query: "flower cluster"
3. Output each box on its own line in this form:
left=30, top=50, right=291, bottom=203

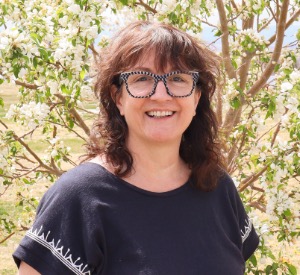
left=43, top=136, right=71, bottom=168
left=231, top=29, right=269, bottom=56
left=0, top=145, right=10, bottom=185
left=6, top=102, right=50, bottom=130
left=232, top=0, right=266, bottom=19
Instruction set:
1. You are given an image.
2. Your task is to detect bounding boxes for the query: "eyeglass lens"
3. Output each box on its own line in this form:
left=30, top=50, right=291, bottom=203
left=126, top=72, right=195, bottom=97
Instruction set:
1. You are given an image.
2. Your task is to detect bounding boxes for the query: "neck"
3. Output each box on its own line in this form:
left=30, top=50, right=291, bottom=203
left=124, top=138, right=190, bottom=192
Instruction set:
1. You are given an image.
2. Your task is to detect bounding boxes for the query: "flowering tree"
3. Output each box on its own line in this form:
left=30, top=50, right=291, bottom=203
left=0, top=0, right=299, bottom=273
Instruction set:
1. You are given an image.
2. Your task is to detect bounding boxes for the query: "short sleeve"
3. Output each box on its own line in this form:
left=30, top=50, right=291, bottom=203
left=222, top=173, right=260, bottom=261
left=13, top=166, right=105, bottom=275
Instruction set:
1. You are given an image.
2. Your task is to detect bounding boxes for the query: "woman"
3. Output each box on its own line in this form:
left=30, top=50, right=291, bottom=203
left=14, top=21, right=259, bottom=274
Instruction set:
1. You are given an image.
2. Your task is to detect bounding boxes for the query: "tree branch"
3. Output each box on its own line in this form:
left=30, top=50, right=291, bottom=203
left=268, top=8, right=300, bottom=45
left=247, top=0, right=290, bottom=97
left=239, top=165, right=269, bottom=192
left=54, top=94, right=90, bottom=136
left=249, top=201, right=266, bottom=212
left=136, top=0, right=157, bottom=14
left=1, top=119, right=62, bottom=176
left=0, top=185, right=10, bottom=197
left=0, top=232, right=15, bottom=245
left=215, top=86, right=223, bottom=125
left=239, top=53, right=255, bottom=91
left=200, top=19, right=218, bottom=28
left=258, top=17, right=273, bottom=32
left=268, top=5, right=278, bottom=23
left=89, top=44, right=100, bottom=63
left=15, top=80, right=39, bottom=90
left=230, top=0, right=238, bottom=11
left=216, top=0, right=237, bottom=79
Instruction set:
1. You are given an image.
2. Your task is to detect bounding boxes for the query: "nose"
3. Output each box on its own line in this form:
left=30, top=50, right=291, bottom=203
left=151, top=80, right=171, bottom=101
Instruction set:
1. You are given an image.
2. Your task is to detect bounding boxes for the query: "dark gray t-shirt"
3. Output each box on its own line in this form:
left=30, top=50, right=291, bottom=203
left=13, top=162, right=259, bottom=274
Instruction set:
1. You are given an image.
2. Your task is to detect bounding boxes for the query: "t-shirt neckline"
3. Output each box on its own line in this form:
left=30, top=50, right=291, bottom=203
left=85, top=162, right=191, bottom=197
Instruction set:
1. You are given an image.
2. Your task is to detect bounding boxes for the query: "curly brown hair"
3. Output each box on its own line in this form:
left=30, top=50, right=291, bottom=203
left=85, top=21, right=224, bottom=191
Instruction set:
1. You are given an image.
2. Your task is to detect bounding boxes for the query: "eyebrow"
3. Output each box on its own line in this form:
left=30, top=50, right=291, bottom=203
left=130, top=67, right=179, bottom=73
left=131, top=67, right=152, bottom=72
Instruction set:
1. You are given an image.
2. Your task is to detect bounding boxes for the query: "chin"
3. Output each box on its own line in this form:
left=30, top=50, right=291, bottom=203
left=146, top=134, right=181, bottom=144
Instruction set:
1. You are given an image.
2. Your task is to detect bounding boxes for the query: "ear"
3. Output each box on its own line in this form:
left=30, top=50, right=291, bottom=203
left=193, top=91, right=201, bottom=116
left=194, top=90, right=201, bottom=108
left=112, top=85, right=124, bottom=115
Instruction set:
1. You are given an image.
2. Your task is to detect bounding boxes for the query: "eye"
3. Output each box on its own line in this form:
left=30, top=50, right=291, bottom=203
left=129, top=74, right=153, bottom=83
left=169, top=75, right=186, bottom=82
left=172, top=76, right=184, bottom=82
left=136, top=76, right=151, bottom=82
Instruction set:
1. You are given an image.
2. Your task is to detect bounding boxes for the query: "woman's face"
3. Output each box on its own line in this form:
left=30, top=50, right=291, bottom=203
left=116, top=51, right=201, bottom=147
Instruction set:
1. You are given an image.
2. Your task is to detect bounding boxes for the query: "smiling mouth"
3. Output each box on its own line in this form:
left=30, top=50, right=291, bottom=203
left=146, top=111, right=175, bottom=118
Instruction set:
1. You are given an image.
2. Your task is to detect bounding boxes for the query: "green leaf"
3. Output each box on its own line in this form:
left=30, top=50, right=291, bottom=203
left=266, top=265, right=272, bottom=274
left=265, top=97, right=276, bottom=119
left=296, top=29, right=300, bottom=41
left=283, top=208, right=292, bottom=217
left=30, top=32, right=41, bottom=44
left=248, top=254, right=257, bottom=267
left=12, top=66, right=21, bottom=78
left=68, top=119, right=74, bottom=129
left=22, top=178, right=32, bottom=184
left=39, top=48, right=49, bottom=60
left=288, top=264, right=297, bottom=275
left=72, top=39, right=77, bottom=47
left=0, top=97, right=4, bottom=108
left=80, top=69, right=86, bottom=81
left=61, top=84, right=71, bottom=95
left=214, top=29, right=222, bottom=37
left=33, top=57, right=38, bottom=68
left=274, top=64, right=281, bottom=72
left=231, top=59, right=238, bottom=69
left=230, top=97, right=241, bottom=109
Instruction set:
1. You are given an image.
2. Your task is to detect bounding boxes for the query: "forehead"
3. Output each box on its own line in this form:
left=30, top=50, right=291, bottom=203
left=125, top=49, right=189, bottom=73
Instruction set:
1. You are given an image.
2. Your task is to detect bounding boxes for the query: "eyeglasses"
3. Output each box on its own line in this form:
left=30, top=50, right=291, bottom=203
left=119, top=71, right=199, bottom=98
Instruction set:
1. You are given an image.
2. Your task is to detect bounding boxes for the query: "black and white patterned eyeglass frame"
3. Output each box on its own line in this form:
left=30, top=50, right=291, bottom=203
left=119, top=71, right=200, bottom=98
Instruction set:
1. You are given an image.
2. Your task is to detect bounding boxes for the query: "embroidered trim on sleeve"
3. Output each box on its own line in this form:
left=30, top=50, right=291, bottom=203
left=26, top=226, right=91, bottom=275
left=241, top=218, right=252, bottom=243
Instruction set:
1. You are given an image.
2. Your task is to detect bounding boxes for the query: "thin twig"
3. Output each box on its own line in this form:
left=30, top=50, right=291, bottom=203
left=0, top=185, right=10, bottom=197
left=239, top=165, right=269, bottom=192
left=0, top=232, right=15, bottom=245
left=136, top=0, right=157, bottom=14
left=268, top=8, right=300, bottom=45
left=54, top=94, right=90, bottom=136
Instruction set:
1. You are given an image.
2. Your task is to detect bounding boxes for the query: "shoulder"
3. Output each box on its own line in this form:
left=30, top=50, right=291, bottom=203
left=51, top=162, right=113, bottom=191
left=211, top=171, right=245, bottom=215
left=215, top=171, right=239, bottom=196
left=37, top=162, right=116, bottom=211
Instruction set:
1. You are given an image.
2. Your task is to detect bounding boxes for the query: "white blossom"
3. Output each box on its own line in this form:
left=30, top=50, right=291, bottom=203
left=6, top=102, right=50, bottom=130
left=67, top=4, right=81, bottom=15
left=281, top=82, right=293, bottom=92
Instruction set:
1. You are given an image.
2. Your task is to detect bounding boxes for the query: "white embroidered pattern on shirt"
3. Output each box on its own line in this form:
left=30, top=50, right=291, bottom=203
left=26, top=226, right=91, bottom=275
left=241, top=218, right=252, bottom=243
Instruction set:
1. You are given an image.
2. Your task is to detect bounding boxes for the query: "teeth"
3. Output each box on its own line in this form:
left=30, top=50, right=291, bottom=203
left=147, top=111, right=174, bottom=117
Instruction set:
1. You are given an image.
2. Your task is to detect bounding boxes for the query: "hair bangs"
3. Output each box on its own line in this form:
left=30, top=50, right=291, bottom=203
left=114, top=23, right=198, bottom=74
